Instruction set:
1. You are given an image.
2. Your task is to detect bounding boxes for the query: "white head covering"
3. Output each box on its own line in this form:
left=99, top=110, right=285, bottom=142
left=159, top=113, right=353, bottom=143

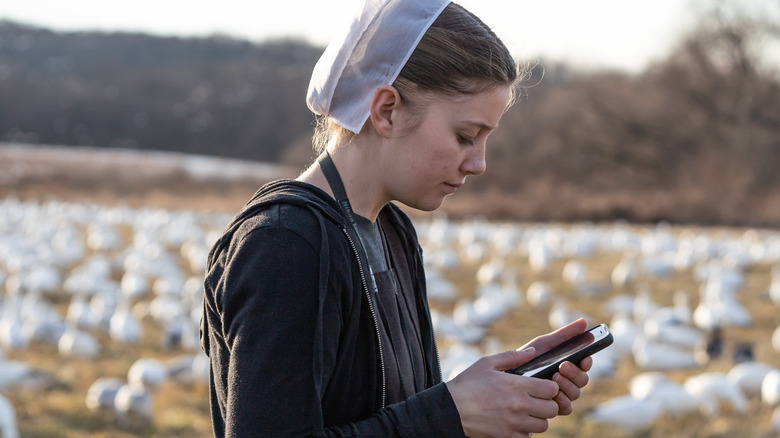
left=306, top=0, right=452, bottom=133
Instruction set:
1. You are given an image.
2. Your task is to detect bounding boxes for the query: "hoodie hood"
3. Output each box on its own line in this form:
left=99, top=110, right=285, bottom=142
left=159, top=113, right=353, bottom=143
left=206, top=179, right=348, bottom=272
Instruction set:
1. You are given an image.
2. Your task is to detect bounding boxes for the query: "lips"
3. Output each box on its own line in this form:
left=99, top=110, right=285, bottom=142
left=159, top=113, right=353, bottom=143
left=443, top=182, right=463, bottom=193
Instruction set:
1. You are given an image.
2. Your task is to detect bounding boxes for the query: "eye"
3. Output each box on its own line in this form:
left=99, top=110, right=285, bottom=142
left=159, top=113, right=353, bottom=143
left=457, top=134, right=475, bottom=146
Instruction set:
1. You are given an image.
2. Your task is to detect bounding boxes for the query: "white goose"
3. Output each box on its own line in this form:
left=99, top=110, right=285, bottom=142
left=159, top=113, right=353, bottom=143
left=166, top=353, right=210, bottom=386
left=427, top=248, right=460, bottom=271
left=548, top=299, right=587, bottom=330
left=439, top=342, right=482, bottom=381
left=85, top=222, right=122, bottom=252
left=430, top=310, right=485, bottom=344
left=180, top=240, right=210, bottom=273
left=0, top=393, right=18, bottom=438
left=603, top=294, right=635, bottom=317
left=649, top=289, right=693, bottom=325
left=632, top=286, right=660, bottom=321
left=127, top=358, right=169, bottom=390
left=0, top=308, right=28, bottom=351
left=0, top=357, right=53, bottom=391
left=161, top=314, right=199, bottom=352
left=113, top=382, right=153, bottom=424
left=452, top=290, right=507, bottom=328
left=475, top=258, right=504, bottom=285
left=89, top=288, right=119, bottom=331
left=773, top=325, right=780, bottom=353
left=120, top=271, right=151, bottom=301
left=643, top=316, right=703, bottom=350
left=771, top=275, right=780, bottom=304
left=684, top=372, right=748, bottom=416
left=762, top=369, right=780, bottom=406
left=632, top=335, right=700, bottom=370
left=65, top=294, right=93, bottom=329
left=611, top=255, right=638, bottom=289
left=425, top=270, right=458, bottom=302
left=562, top=260, right=587, bottom=285
left=587, top=346, right=618, bottom=380
left=21, top=304, right=66, bottom=345
left=19, top=265, right=62, bottom=297
left=629, top=372, right=700, bottom=415
left=526, top=281, right=552, bottom=309
left=609, top=312, right=639, bottom=357
left=586, top=394, right=663, bottom=430
left=58, top=325, right=100, bottom=358
left=693, top=290, right=752, bottom=330
left=528, top=236, right=553, bottom=273
left=727, top=362, right=777, bottom=398
left=109, top=301, right=142, bottom=345
left=86, top=377, right=124, bottom=413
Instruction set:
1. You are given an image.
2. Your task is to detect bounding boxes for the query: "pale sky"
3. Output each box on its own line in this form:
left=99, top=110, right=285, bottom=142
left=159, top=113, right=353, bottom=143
left=0, top=0, right=709, bottom=73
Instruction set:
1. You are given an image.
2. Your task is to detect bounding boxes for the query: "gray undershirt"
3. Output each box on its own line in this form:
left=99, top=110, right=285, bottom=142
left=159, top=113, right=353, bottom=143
left=353, top=214, right=389, bottom=273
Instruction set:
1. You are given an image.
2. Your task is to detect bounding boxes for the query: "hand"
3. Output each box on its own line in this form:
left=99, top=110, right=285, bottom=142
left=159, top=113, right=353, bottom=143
left=517, top=318, right=592, bottom=415
left=446, top=347, right=560, bottom=437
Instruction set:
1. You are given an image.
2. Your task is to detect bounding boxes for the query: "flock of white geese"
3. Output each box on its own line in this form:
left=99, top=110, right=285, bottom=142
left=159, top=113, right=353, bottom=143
left=0, top=197, right=779, bottom=436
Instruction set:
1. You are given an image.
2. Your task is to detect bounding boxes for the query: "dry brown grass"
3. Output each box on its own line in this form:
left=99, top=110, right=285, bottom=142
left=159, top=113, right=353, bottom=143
left=423, top=223, right=780, bottom=438
left=2, top=145, right=780, bottom=437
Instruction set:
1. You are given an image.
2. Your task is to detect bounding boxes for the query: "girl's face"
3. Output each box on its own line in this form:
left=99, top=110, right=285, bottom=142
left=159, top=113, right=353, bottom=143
left=380, top=85, right=511, bottom=212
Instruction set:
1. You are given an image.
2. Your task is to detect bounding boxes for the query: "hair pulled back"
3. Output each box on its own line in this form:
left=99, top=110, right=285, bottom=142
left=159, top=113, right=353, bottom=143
left=313, top=2, right=521, bottom=153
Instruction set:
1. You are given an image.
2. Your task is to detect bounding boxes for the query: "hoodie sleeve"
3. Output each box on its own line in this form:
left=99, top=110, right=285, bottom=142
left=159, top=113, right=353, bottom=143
left=210, top=207, right=465, bottom=437
left=218, top=219, right=328, bottom=436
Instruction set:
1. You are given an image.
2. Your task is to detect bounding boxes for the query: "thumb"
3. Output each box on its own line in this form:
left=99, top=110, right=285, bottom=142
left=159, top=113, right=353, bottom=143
left=487, top=347, right=536, bottom=371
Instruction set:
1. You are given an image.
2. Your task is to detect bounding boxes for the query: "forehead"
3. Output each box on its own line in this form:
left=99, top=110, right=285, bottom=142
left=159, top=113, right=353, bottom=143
left=430, top=86, right=511, bottom=128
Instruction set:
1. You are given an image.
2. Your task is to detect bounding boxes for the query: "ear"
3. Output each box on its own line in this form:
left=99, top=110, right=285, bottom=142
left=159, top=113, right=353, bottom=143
left=369, top=85, right=402, bottom=138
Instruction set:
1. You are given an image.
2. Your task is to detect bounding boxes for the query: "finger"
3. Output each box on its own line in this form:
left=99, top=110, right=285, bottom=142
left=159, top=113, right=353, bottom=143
left=524, top=378, right=559, bottom=400
left=488, top=347, right=536, bottom=371
left=559, top=361, right=590, bottom=389
left=524, top=416, right=552, bottom=434
left=503, top=392, right=558, bottom=421
left=578, top=356, right=594, bottom=372
left=530, top=398, right=560, bottom=420
left=553, top=390, right=573, bottom=416
left=522, top=318, right=588, bottom=352
left=552, top=372, right=582, bottom=404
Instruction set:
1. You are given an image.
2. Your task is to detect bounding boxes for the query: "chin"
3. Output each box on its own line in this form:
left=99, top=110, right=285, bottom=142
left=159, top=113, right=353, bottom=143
left=406, top=197, right=447, bottom=213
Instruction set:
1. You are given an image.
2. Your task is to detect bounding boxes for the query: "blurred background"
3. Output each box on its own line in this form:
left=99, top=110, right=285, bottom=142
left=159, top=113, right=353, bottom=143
left=1, top=1, right=780, bottom=437
left=1, top=0, right=778, bottom=224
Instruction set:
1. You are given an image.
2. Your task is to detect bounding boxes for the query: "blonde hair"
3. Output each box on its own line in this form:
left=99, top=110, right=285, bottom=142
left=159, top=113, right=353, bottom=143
left=312, top=2, right=522, bottom=153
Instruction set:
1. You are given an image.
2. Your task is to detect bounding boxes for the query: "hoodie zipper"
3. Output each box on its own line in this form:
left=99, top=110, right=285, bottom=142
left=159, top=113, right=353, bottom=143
left=425, top=297, right=443, bottom=382
left=418, top=247, right=443, bottom=383
left=342, top=227, right=386, bottom=408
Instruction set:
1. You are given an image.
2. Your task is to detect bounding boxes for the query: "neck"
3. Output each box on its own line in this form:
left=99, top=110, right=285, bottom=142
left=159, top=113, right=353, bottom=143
left=298, top=143, right=387, bottom=222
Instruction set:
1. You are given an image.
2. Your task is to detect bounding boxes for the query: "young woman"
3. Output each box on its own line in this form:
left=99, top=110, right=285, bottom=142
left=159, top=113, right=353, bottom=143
left=201, top=1, right=592, bottom=436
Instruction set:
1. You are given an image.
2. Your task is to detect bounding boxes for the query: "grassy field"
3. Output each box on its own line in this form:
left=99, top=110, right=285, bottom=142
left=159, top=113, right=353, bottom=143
left=2, top=213, right=779, bottom=438
left=1, top=146, right=779, bottom=437
left=419, top=221, right=780, bottom=438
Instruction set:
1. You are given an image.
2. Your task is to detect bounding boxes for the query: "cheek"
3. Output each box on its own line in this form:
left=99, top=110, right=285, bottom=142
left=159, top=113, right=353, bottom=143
left=429, top=145, right=456, bottom=169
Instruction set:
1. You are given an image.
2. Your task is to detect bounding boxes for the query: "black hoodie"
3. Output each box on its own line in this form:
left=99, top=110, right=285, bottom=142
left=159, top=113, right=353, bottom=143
left=200, top=180, right=466, bottom=437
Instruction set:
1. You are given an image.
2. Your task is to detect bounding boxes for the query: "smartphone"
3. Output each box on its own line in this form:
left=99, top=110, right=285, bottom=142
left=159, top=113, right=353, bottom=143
left=506, top=324, right=613, bottom=380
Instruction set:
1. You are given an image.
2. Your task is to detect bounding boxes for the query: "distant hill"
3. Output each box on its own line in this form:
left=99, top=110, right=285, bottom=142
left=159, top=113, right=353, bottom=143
left=0, top=20, right=321, bottom=163
left=1, top=14, right=779, bottom=226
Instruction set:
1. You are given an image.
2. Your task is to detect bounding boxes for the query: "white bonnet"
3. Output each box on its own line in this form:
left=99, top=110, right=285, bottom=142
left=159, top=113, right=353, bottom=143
left=306, top=0, right=452, bottom=133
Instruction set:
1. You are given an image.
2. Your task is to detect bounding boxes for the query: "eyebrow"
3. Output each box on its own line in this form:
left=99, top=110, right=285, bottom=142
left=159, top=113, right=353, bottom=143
left=468, top=121, right=499, bottom=131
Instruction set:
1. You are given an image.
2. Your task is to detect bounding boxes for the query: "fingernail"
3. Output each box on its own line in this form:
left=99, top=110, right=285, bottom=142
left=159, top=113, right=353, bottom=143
left=553, top=372, right=561, bottom=382
left=517, top=346, right=535, bottom=354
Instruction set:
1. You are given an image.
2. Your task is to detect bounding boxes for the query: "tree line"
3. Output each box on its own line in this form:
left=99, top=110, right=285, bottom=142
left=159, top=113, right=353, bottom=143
left=1, top=2, right=779, bottom=226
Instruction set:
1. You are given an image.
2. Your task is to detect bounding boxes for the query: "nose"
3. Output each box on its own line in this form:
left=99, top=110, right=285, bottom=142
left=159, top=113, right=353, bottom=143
left=461, top=143, right=486, bottom=176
